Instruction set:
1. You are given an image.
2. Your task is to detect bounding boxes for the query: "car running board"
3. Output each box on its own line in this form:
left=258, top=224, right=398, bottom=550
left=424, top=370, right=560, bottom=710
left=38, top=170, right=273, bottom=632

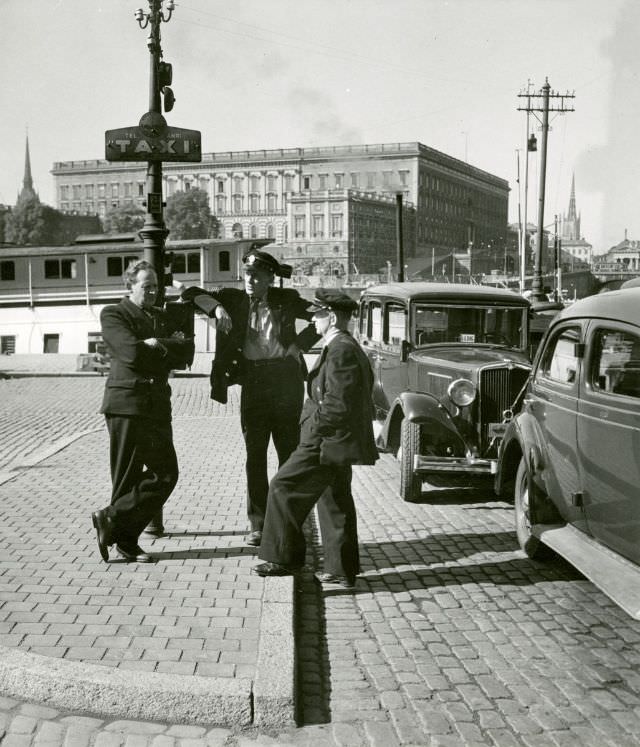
left=533, top=524, right=640, bottom=620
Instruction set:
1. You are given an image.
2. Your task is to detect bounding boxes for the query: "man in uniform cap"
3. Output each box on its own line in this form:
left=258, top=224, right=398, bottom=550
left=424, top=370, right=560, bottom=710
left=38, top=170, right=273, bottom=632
left=252, top=288, right=378, bottom=589
left=180, top=245, right=319, bottom=546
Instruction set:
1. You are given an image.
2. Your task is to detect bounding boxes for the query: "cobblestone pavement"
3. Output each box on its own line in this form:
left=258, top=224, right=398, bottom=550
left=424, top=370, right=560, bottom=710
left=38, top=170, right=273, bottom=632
left=2, top=375, right=640, bottom=745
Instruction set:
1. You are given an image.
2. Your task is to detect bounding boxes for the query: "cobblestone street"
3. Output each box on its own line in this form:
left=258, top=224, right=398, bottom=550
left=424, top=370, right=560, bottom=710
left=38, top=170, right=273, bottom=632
left=1, top=375, right=640, bottom=745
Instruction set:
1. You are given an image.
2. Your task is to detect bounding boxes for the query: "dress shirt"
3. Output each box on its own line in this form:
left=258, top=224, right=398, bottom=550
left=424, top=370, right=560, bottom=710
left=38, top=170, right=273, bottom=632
left=243, top=296, right=286, bottom=360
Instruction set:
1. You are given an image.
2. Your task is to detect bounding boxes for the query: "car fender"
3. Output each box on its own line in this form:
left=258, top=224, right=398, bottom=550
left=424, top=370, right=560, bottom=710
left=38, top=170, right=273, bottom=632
left=399, top=391, right=467, bottom=446
left=495, top=413, right=546, bottom=498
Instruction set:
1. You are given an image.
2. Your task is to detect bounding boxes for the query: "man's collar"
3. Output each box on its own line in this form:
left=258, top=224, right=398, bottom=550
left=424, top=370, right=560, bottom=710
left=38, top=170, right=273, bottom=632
left=322, top=328, right=342, bottom=346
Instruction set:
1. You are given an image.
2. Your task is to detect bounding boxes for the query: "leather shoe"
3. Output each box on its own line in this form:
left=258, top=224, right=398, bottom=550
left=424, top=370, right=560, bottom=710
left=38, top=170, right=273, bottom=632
left=116, top=543, right=155, bottom=563
left=91, top=510, right=113, bottom=563
left=245, top=531, right=262, bottom=547
left=315, top=572, right=356, bottom=589
left=251, top=561, right=298, bottom=577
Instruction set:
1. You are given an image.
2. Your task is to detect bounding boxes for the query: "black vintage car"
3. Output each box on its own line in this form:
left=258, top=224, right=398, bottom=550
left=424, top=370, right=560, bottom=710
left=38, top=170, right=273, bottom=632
left=357, top=283, right=532, bottom=501
left=495, top=287, right=640, bottom=618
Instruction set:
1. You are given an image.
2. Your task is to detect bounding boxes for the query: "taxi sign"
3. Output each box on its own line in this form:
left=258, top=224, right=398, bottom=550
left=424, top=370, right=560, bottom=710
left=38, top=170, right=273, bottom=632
left=105, top=124, right=201, bottom=162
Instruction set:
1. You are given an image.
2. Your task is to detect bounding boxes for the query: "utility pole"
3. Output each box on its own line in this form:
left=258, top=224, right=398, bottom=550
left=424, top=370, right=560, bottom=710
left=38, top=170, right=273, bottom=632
left=396, top=193, right=404, bottom=282
left=518, top=78, right=574, bottom=302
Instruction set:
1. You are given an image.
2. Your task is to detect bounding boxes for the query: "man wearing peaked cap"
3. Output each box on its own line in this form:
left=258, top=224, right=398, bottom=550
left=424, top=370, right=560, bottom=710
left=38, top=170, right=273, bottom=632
left=252, top=287, right=378, bottom=589
left=179, top=244, right=319, bottom=547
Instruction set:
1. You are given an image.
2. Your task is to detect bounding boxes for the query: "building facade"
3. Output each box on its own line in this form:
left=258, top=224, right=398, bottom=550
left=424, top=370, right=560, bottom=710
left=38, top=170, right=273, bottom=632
left=560, top=174, right=593, bottom=267
left=51, top=141, right=508, bottom=274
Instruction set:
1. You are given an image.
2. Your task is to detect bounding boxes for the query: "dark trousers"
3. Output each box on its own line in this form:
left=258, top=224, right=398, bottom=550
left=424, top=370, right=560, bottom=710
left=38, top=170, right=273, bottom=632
left=104, top=415, right=179, bottom=544
left=258, top=440, right=360, bottom=579
left=240, top=360, right=303, bottom=532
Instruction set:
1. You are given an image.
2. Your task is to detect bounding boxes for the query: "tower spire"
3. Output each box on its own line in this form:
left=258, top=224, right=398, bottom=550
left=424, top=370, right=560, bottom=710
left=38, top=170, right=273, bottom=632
left=567, top=172, right=576, bottom=221
left=18, top=131, right=37, bottom=203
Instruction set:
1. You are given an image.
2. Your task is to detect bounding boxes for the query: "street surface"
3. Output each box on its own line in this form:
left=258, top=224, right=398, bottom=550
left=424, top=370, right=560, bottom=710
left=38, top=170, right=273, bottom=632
left=1, top=375, right=640, bottom=746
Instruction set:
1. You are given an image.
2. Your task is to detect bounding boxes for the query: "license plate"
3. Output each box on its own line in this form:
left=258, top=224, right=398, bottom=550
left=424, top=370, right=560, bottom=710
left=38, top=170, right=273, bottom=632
left=488, top=422, right=507, bottom=438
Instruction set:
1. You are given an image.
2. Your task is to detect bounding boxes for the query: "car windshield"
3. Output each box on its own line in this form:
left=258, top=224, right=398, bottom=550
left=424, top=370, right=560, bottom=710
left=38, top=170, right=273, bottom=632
left=413, top=303, right=526, bottom=348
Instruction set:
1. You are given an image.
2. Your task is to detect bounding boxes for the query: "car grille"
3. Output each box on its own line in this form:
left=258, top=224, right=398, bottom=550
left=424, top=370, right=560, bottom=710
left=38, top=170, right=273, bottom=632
left=479, top=366, right=530, bottom=450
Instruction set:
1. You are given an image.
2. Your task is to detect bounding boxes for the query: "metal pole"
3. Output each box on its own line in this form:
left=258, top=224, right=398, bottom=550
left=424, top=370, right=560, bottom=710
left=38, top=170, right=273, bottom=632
left=396, top=193, right=404, bottom=282
left=141, top=0, right=169, bottom=537
left=531, top=79, right=550, bottom=302
left=522, top=108, right=530, bottom=294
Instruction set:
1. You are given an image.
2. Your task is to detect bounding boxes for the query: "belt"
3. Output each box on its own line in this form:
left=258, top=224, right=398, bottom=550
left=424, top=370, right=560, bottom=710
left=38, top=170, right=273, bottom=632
left=244, top=358, right=288, bottom=367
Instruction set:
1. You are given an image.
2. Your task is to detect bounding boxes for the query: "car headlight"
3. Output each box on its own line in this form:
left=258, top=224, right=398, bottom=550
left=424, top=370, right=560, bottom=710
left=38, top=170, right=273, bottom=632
left=447, top=378, right=476, bottom=407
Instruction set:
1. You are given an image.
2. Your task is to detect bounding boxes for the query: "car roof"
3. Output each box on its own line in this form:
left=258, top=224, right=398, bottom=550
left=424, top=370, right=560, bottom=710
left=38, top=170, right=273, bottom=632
left=361, top=282, right=530, bottom=306
left=554, top=287, right=640, bottom=326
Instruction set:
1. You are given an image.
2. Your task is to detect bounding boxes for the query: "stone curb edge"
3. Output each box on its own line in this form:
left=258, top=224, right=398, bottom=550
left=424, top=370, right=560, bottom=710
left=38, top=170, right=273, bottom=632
left=0, top=430, right=297, bottom=727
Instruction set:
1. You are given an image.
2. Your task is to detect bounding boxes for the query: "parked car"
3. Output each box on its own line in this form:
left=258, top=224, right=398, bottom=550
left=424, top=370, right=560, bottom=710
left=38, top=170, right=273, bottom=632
left=357, top=283, right=532, bottom=501
left=495, top=287, right=640, bottom=618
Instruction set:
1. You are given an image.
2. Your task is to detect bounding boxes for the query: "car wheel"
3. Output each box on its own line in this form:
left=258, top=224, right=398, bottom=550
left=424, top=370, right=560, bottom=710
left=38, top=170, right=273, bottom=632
left=399, top=418, right=422, bottom=502
left=514, top=457, right=551, bottom=559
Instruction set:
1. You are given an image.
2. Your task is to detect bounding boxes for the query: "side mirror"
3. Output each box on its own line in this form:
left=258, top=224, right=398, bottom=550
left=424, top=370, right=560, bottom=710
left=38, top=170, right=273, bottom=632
left=401, top=339, right=412, bottom=362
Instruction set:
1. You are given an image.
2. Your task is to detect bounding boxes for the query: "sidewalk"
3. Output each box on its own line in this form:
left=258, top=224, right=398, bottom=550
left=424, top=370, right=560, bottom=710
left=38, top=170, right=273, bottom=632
left=0, top=367, right=296, bottom=729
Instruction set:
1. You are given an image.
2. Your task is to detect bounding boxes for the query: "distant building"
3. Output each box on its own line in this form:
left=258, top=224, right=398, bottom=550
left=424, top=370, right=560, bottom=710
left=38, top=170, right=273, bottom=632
left=559, top=174, right=593, bottom=267
left=593, top=231, right=640, bottom=272
left=51, top=141, right=508, bottom=277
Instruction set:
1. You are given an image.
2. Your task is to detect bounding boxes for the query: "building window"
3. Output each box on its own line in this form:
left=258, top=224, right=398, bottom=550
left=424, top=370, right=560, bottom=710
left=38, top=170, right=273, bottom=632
left=0, top=261, right=15, bottom=281
left=334, top=173, right=343, bottom=189
left=250, top=175, right=260, bottom=192
left=216, top=195, right=226, bottom=212
left=367, top=172, right=375, bottom=188
left=331, top=215, right=343, bottom=237
left=44, top=259, right=77, bottom=279
left=199, top=177, right=208, bottom=191
left=267, top=194, right=276, bottom=212
left=284, top=174, right=294, bottom=191
left=111, top=183, right=119, bottom=198
left=217, top=179, right=225, bottom=193
left=72, top=185, right=81, bottom=199
left=294, top=216, right=305, bottom=238
left=107, top=255, right=139, bottom=277
left=318, top=174, right=327, bottom=190
left=232, top=223, right=243, bottom=238
left=233, top=176, right=243, bottom=192
left=43, top=334, right=59, bottom=354
left=60, top=185, right=70, bottom=200
left=138, top=183, right=144, bottom=197
left=233, top=195, right=243, bottom=213
left=250, top=194, right=260, bottom=212
left=350, top=173, right=359, bottom=188
left=303, top=176, right=311, bottom=190
left=267, top=175, right=277, bottom=191
left=1, top=335, right=16, bottom=355
left=98, top=183, right=106, bottom=198
left=382, top=171, right=392, bottom=187
left=399, top=170, right=409, bottom=186
left=85, top=184, right=94, bottom=199
left=250, top=224, right=258, bottom=239
left=87, top=332, right=103, bottom=354
left=266, top=224, right=275, bottom=239
left=184, top=181, right=191, bottom=191
left=219, top=251, right=230, bottom=272
left=124, top=183, right=132, bottom=197
left=312, top=215, right=324, bottom=238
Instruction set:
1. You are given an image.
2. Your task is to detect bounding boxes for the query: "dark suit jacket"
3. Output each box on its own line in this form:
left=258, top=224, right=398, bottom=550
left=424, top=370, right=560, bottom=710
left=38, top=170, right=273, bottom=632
left=301, top=330, right=379, bottom=466
left=100, top=297, right=193, bottom=420
left=181, top=285, right=319, bottom=404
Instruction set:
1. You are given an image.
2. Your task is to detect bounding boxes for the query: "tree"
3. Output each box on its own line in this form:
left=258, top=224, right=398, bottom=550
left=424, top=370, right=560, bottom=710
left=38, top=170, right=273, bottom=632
left=164, top=188, right=219, bottom=240
left=5, top=195, right=63, bottom=246
left=102, top=203, right=145, bottom=234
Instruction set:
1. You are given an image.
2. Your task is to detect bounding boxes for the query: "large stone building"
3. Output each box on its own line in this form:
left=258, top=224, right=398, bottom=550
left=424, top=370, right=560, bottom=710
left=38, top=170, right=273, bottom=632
left=51, top=141, right=508, bottom=279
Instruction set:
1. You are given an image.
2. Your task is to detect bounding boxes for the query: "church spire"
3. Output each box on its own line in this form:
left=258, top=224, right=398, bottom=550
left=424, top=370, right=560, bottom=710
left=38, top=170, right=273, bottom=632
left=567, top=173, right=577, bottom=221
left=18, top=132, right=37, bottom=203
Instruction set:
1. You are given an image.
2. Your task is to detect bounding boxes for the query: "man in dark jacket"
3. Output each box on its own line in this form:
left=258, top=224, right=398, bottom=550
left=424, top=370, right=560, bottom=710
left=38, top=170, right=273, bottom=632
left=181, top=248, right=319, bottom=546
left=252, top=289, right=378, bottom=588
left=91, top=260, right=193, bottom=563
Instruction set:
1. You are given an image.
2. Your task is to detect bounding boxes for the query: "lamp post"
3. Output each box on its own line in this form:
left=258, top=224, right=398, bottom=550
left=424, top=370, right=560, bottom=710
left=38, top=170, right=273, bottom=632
left=134, top=0, right=175, bottom=308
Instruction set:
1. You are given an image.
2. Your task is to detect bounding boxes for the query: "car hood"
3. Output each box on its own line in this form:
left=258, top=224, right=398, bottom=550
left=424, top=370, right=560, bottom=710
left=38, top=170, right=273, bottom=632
left=410, top=345, right=530, bottom=366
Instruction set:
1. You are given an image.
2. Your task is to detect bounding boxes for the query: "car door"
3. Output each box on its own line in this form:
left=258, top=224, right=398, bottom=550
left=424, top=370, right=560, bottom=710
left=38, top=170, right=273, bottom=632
left=358, top=298, right=387, bottom=419
left=527, top=322, right=583, bottom=518
left=578, top=323, right=640, bottom=564
left=375, top=301, right=409, bottom=410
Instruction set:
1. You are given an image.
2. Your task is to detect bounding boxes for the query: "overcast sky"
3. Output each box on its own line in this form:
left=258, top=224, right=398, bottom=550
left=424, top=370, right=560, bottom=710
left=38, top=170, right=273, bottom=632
left=1, top=0, right=636, bottom=253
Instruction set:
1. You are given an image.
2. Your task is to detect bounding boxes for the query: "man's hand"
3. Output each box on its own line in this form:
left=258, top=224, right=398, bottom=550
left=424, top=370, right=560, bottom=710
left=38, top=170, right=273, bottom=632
left=143, top=337, right=168, bottom=356
left=285, top=343, right=302, bottom=361
left=215, top=305, right=232, bottom=333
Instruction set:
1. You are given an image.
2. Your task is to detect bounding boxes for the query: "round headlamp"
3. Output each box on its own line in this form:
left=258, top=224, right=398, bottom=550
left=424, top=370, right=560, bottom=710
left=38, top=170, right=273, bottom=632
left=447, top=378, right=477, bottom=407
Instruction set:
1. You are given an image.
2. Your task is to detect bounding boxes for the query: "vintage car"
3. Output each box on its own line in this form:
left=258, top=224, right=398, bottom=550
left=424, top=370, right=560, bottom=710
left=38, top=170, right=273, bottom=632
left=495, top=288, right=640, bottom=618
left=357, top=283, right=532, bottom=501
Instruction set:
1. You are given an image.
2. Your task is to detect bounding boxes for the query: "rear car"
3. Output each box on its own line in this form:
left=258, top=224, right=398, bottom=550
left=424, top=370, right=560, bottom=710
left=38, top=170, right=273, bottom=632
left=357, top=283, right=531, bottom=501
left=495, top=287, right=640, bottom=618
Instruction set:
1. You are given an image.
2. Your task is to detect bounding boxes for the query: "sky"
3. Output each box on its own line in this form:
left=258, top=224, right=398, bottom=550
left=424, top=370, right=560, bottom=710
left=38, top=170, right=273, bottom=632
left=1, top=0, right=637, bottom=253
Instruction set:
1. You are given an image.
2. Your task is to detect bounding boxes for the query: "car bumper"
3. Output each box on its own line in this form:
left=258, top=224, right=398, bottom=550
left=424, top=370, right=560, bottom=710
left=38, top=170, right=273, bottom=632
left=414, top=455, right=498, bottom=475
